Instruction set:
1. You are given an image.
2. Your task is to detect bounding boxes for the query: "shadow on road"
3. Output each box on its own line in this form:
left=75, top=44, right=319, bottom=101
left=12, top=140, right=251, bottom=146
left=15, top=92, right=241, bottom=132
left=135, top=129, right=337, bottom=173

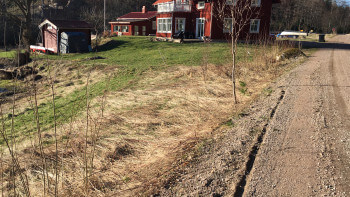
left=300, top=41, right=350, bottom=50
left=285, top=84, right=350, bottom=88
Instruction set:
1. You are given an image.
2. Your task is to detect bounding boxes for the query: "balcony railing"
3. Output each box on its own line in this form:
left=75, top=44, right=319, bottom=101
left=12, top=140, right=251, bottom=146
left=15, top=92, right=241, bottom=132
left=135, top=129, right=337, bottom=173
left=157, top=2, right=191, bottom=13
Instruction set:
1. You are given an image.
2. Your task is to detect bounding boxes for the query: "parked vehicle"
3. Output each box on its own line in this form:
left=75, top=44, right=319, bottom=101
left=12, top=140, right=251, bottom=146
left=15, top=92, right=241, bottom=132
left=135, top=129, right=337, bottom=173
left=277, top=31, right=308, bottom=39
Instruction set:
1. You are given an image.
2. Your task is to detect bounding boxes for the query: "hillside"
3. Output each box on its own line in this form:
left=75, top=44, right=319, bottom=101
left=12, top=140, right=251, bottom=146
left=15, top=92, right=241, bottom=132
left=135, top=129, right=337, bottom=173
left=0, top=36, right=308, bottom=196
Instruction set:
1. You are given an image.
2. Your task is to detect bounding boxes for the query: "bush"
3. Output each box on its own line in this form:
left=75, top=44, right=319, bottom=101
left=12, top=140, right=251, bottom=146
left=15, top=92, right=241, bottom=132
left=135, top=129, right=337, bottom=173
left=282, top=48, right=305, bottom=59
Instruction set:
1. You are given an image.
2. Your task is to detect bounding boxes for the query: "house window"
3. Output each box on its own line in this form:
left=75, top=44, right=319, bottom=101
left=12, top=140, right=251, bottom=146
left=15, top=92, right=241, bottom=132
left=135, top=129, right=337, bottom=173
left=226, top=0, right=237, bottom=5
left=176, top=0, right=189, bottom=4
left=122, top=26, right=129, bottom=32
left=175, top=18, right=186, bottom=32
left=223, top=18, right=233, bottom=33
left=251, top=0, right=261, bottom=7
left=113, top=25, right=118, bottom=32
left=152, top=21, right=157, bottom=30
left=250, top=19, right=260, bottom=33
left=142, top=26, right=146, bottom=36
left=48, top=24, right=53, bottom=30
left=157, top=18, right=172, bottom=33
left=198, top=1, right=205, bottom=9
left=134, top=26, right=139, bottom=35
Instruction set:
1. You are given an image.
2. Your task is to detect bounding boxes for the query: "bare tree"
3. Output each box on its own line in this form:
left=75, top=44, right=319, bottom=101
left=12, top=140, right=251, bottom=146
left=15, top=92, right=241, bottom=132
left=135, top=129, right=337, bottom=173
left=214, top=0, right=257, bottom=103
left=80, top=5, right=104, bottom=51
left=8, top=0, right=34, bottom=51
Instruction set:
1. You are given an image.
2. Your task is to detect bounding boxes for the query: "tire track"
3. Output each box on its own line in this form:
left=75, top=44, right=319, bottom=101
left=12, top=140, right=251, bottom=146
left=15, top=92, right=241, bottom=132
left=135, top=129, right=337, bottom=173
left=233, top=90, right=286, bottom=197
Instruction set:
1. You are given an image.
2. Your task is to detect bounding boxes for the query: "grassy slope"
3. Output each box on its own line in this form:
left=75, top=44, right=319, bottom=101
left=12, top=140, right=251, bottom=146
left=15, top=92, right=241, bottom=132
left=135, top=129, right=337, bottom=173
left=44, top=36, right=235, bottom=66
left=1, top=36, right=251, bottom=144
left=0, top=51, right=16, bottom=58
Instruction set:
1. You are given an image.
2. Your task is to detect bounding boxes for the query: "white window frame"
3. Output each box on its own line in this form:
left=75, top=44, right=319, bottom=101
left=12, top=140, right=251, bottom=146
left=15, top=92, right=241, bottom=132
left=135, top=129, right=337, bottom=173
left=250, top=19, right=260, bottom=33
left=113, top=25, right=119, bottom=32
left=251, top=0, right=261, bottom=7
left=157, top=18, right=172, bottom=33
left=196, top=18, right=205, bottom=38
left=175, top=18, right=186, bottom=33
left=223, top=18, right=233, bottom=33
left=122, top=26, right=129, bottom=33
left=198, top=1, right=205, bottom=9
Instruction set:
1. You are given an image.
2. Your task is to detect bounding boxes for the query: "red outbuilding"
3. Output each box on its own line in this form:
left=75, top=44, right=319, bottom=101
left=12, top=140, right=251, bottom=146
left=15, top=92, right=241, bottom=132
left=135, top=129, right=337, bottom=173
left=109, top=6, right=157, bottom=36
left=153, top=0, right=281, bottom=40
left=38, top=19, right=93, bottom=53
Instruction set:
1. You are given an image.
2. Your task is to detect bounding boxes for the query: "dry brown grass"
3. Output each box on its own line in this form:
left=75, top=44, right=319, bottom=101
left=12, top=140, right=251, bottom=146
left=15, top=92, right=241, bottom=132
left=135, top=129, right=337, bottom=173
left=0, top=43, right=304, bottom=196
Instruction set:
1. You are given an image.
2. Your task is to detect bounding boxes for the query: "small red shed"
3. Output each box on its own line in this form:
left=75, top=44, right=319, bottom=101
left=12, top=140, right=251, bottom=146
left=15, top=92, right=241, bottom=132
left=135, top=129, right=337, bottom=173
left=109, top=6, right=157, bottom=36
left=38, top=19, right=93, bottom=53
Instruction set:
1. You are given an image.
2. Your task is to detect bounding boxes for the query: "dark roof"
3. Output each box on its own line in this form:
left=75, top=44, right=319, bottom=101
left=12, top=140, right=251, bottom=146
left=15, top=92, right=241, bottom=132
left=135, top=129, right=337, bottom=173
left=50, top=20, right=93, bottom=29
left=117, top=11, right=157, bottom=20
left=39, top=19, right=93, bottom=29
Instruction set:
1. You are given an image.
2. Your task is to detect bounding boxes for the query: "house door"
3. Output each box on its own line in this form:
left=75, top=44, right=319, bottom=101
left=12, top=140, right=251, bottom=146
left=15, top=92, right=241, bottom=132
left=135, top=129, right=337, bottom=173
left=196, top=18, right=205, bottom=39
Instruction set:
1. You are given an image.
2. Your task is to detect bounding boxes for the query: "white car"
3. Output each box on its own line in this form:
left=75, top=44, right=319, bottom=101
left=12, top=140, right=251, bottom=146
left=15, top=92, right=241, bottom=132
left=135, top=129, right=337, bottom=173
left=277, top=31, right=308, bottom=39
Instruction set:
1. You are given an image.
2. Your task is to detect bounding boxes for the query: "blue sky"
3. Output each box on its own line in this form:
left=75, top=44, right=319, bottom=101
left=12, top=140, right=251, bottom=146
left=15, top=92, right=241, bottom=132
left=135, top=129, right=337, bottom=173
left=341, top=0, right=350, bottom=5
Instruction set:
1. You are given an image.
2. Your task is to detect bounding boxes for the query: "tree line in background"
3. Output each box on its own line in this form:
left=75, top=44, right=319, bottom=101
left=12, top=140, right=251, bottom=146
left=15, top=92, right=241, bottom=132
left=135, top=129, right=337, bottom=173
left=271, top=0, right=350, bottom=34
left=0, top=0, right=350, bottom=49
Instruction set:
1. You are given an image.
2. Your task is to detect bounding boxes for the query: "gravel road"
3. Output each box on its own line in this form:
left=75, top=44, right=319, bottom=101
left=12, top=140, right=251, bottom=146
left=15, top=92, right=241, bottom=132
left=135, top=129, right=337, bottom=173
left=158, top=35, right=350, bottom=196
left=245, top=35, right=350, bottom=196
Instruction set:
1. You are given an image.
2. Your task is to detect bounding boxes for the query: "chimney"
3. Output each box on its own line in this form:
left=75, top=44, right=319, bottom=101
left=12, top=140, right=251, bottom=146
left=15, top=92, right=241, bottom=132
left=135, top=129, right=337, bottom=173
left=142, top=6, right=147, bottom=13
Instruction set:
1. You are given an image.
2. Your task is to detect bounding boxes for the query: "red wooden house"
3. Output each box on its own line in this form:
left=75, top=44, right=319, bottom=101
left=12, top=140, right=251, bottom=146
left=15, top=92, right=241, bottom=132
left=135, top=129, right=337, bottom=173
left=109, top=6, right=157, bottom=36
left=38, top=19, right=93, bottom=53
left=153, top=0, right=280, bottom=40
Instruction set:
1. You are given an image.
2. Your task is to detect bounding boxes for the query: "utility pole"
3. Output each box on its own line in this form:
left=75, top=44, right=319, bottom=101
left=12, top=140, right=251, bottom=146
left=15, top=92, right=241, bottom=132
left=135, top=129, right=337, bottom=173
left=104, top=0, right=106, bottom=32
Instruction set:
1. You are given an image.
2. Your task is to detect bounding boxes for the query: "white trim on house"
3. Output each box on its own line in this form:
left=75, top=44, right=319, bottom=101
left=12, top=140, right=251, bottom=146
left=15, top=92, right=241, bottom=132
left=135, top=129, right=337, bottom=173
left=39, top=19, right=58, bottom=29
left=109, top=22, right=131, bottom=24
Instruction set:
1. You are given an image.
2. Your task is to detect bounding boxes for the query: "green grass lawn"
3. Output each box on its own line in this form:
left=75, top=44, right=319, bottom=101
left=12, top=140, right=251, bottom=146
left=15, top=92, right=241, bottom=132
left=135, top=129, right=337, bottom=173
left=42, top=36, right=240, bottom=66
left=1, top=36, right=254, bottom=145
left=0, top=50, right=17, bottom=58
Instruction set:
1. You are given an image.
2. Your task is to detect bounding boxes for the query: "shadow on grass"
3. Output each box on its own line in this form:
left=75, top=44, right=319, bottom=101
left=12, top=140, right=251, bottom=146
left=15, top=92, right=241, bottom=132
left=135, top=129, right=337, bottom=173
left=94, top=40, right=129, bottom=52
